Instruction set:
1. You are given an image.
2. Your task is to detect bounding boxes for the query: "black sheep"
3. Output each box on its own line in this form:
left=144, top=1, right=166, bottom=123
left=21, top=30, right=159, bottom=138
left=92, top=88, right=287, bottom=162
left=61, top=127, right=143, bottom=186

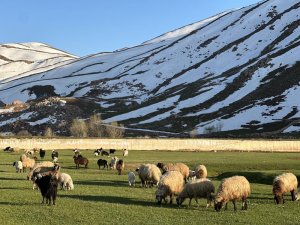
left=39, top=149, right=46, bottom=160
left=97, top=159, right=108, bottom=170
left=33, top=173, right=59, bottom=205
left=101, top=150, right=109, bottom=156
left=109, top=149, right=116, bottom=154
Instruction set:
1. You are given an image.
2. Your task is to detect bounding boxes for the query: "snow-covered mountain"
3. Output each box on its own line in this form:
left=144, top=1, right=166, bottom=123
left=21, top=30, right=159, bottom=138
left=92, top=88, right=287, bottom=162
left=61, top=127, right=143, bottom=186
left=1, top=0, right=300, bottom=137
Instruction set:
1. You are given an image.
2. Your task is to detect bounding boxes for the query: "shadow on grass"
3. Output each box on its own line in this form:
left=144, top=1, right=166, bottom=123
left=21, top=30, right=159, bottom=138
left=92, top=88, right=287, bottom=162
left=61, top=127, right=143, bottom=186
left=60, top=194, right=156, bottom=207
left=215, top=171, right=275, bottom=185
left=0, top=177, right=26, bottom=181
left=0, top=201, right=35, bottom=206
left=74, top=180, right=128, bottom=187
left=0, top=187, right=28, bottom=190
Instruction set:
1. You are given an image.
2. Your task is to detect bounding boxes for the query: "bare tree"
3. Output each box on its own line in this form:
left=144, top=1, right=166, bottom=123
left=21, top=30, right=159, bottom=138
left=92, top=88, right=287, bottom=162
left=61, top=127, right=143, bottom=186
left=44, top=127, right=54, bottom=137
left=88, top=114, right=105, bottom=137
left=16, top=130, right=32, bottom=137
left=189, top=128, right=198, bottom=138
left=70, top=119, right=88, bottom=137
left=105, top=121, right=125, bottom=138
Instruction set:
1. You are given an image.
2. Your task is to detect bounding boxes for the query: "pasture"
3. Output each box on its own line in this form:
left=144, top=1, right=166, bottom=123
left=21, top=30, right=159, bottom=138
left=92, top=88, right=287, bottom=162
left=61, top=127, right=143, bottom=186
left=1, top=149, right=300, bottom=225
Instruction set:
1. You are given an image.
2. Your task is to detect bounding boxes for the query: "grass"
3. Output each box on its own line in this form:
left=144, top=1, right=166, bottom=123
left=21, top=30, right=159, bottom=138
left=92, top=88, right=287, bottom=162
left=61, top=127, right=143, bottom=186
left=1, top=150, right=300, bottom=225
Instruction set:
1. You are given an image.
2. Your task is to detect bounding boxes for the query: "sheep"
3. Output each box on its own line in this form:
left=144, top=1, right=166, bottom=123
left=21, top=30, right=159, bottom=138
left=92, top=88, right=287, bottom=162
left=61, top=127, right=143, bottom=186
left=109, top=149, right=116, bottom=154
left=25, top=149, right=34, bottom=156
left=101, top=150, right=109, bottom=156
left=20, top=154, right=36, bottom=172
left=33, top=172, right=59, bottom=205
left=188, top=170, right=196, bottom=181
left=52, top=157, right=58, bottom=163
left=13, top=161, right=23, bottom=173
left=51, top=150, right=58, bottom=160
left=27, top=161, right=56, bottom=189
left=176, top=178, right=215, bottom=207
left=123, top=149, right=128, bottom=157
left=195, top=165, right=207, bottom=179
left=58, top=173, right=74, bottom=190
left=157, top=162, right=189, bottom=183
left=273, top=173, right=298, bottom=204
left=39, top=149, right=46, bottom=160
left=136, top=164, right=162, bottom=187
left=74, top=149, right=81, bottom=157
left=155, top=171, right=185, bottom=205
left=214, top=176, right=251, bottom=212
left=97, top=159, right=109, bottom=170
left=73, top=155, right=89, bottom=169
left=128, top=172, right=136, bottom=187
left=116, top=159, right=124, bottom=175
left=4, top=146, right=14, bottom=152
left=110, top=156, right=119, bottom=170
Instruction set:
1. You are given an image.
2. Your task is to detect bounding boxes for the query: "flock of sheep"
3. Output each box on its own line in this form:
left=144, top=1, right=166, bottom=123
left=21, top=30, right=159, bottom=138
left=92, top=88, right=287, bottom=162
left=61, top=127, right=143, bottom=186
left=6, top=147, right=299, bottom=210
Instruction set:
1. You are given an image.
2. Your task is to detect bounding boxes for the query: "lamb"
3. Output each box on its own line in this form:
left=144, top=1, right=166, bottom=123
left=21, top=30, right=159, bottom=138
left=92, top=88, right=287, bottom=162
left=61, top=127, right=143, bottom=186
left=155, top=171, right=185, bottom=205
left=214, top=176, right=251, bottom=212
left=13, top=161, right=23, bottom=173
left=273, top=172, right=298, bottom=204
left=123, top=149, right=128, bottom=157
left=176, top=178, right=215, bottom=207
left=128, top=172, right=136, bottom=187
left=116, top=159, right=124, bottom=175
left=157, top=162, right=189, bottom=183
left=195, top=165, right=207, bottom=179
left=58, top=173, right=74, bottom=190
left=136, top=164, right=162, bottom=187
left=97, top=159, right=109, bottom=170
left=39, top=149, right=46, bottom=160
left=73, top=155, right=89, bottom=169
left=110, top=156, right=119, bottom=170
left=20, top=154, right=36, bottom=172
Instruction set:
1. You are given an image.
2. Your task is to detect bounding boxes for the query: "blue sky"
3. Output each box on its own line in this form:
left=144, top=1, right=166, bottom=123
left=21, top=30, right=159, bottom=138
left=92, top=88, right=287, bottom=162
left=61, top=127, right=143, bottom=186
left=2, top=0, right=260, bottom=56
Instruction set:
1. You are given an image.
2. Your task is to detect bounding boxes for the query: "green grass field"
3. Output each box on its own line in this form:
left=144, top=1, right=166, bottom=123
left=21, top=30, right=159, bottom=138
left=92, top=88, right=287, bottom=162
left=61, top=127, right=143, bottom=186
left=1, top=150, right=300, bottom=225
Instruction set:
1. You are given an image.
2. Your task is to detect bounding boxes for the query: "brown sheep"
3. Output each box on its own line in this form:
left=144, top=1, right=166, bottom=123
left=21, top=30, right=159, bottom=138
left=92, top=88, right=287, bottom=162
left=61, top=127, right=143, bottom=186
left=73, top=155, right=89, bottom=169
left=157, top=162, right=189, bottom=183
left=273, top=173, right=298, bottom=204
left=116, top=160, right=124, bottom=175
left=20, top=154, right=36, bottom=172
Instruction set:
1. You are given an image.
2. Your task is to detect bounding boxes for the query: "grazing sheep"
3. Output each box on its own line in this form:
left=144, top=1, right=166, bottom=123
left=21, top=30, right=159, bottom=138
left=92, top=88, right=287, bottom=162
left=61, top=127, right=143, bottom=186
left=128, top=172, right=136, bottom=187
left=214, top=176, right=251, bottom=212
left=136, top=164, right=162, bottom=187
left=110, top=156, right=119, bottom=170
left=176, top=178, right=215, bottom=207
left=195, top=165, right=207, bottom=179
left=97, top=159, right=109, bottom=170
left=101, top=150, right=109, bottom=156
left=20, top=154, right=36, bottom=172
left=94, top=149, right=101, bottom=156
left=109, top=149, right=116, bottom=154
left=39, top=149, right=46, bottom=160
left=123, top=149, right=128, bottom=157
left=4, top=146, right=14, bottom=152
left=25, top=149, right=34, bottom=156
left=155, top=171, right=185, bottom=205
left=73, top=155, right=89, bottom=169
left=116, top=160, right=124, bottom=175
left=51, top=150, right=58, bottom=160
left=27, top=161, right=56, bottom=189
left=58, top=173, right=74, bottom=190
left=33, top=172, right=59, bottom=205
left=157, top=162, right=189, bottom=183
left=13, top=161, right=23, bottom=173
left=273, top=173, right=298, bottom=204
left=52, top=157, right=58, bottom=163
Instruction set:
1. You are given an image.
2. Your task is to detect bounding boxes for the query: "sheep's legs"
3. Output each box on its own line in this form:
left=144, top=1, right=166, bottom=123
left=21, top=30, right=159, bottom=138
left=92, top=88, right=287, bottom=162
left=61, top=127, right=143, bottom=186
left=232, top=200, right=237, bottom=211
left=169, top=194, right=173, bottom=204
left=194, top=198, right=200, bottom=207
left=242, top=198, right=247, bottom=210
left=282, top=195, right=285, bottom=204
left=188, top=198, right=192, bottom=207
left=291, top=190, right=296, bottom=201
left=224, top=203, right=228, bottom=210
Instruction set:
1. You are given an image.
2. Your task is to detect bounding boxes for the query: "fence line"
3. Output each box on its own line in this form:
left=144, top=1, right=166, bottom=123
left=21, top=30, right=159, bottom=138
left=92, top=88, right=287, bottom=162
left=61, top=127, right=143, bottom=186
left=1, top=138, right=300, bottom=152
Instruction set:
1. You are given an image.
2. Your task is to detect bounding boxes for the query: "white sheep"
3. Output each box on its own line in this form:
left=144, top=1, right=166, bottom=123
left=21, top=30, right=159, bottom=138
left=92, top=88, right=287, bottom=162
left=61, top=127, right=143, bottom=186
left=20, top=154, right=36, bottom=172
left=136, top=164, right=162, bottom=187
left=13, top=161, right=23, bottom=173
left=176, top=178, right=215, bottom=207
left=155, top=171, right=184, bottom=205
left=158, top=162, right=190, bottom=183
left=58, top=173, right=74, bottom=190
left=123, top=149, right=128, bottom=157
left=214, top=176, right=250, bottom=212
left=273, top=172, right=298, bottom=204
left=128, top=172, right=136, bottom=187
left=195, top=165, right=207, bottom=179
left=110, top=156, right=119, bottom=170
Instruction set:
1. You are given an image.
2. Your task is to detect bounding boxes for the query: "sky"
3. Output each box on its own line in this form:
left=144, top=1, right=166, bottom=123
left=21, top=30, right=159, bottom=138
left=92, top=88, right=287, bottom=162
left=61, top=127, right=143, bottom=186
left=1, top=0, right=261, bottom=56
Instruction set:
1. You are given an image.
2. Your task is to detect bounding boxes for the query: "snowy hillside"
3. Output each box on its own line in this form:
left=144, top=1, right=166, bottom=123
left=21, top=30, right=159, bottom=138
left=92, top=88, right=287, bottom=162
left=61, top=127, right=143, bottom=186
left=0, top=0, right=300, bottom=137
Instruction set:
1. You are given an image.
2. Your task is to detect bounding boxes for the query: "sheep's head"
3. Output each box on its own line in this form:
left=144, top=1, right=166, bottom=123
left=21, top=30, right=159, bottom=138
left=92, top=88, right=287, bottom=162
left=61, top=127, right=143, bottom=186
left=291, top=190, right=297, bottom=201
left=176, top=197, right=184, bottom=206
left=214, top=201, right=223, bottom=212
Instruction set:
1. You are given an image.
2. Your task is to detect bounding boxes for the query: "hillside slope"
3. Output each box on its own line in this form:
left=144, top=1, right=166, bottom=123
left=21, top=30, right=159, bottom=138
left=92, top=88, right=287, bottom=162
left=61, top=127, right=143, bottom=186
left=0, top=0, right=300, bottom=137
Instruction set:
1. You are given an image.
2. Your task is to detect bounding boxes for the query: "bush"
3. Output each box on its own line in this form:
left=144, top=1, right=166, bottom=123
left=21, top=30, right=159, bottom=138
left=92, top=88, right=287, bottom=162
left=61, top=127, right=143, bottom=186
left=105, top=121, right=125, bottom=138
left=88, top=114, right=105, bottom=137
left=44, top=127, right=54, bottom=137
left=70, top=119, right=88, bottom=137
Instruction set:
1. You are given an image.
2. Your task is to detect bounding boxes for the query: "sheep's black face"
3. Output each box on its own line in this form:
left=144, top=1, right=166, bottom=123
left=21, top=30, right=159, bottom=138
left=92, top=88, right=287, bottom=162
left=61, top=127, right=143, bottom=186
left=291, top=191, right=297, bottom=201
left=274, top=195, right=281, bottom=204
left=176, top=197, right=183, bottom=206
left=214, top=202, right=222, bottom=212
